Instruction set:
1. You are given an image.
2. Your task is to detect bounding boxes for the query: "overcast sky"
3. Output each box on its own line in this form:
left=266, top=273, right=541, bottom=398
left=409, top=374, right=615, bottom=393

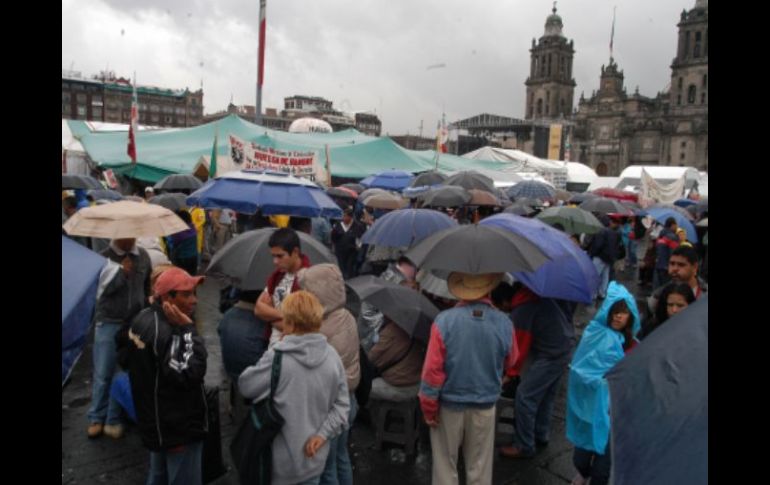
left=62, top=0, right=700, bottom=135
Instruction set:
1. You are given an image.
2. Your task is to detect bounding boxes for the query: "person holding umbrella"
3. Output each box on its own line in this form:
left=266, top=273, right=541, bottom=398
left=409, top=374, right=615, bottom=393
left=419, top=272, right=518, bottom=485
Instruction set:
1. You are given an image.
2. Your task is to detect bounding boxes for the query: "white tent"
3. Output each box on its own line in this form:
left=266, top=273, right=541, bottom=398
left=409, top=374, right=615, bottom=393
left=462, top=146, right=568, bottom=188
left=563, top=162, right=599, bottom=184
left=61, top=120, right=90, bottom=175
left=588, top=177, right=622, bottom=192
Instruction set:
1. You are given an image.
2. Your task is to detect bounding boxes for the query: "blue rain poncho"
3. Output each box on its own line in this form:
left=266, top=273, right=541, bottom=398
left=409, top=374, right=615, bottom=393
left=566, top=281, right=640, bottom=453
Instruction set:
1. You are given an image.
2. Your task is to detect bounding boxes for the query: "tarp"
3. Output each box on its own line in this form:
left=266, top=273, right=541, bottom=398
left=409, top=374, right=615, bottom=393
left=462, top=146, right=568, bottom=188
left=62, top=236, right=107, bottom=385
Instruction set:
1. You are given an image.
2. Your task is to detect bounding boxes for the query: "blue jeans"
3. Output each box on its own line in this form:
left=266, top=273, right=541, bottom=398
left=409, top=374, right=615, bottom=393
left=147, top=440, right=203, bottom=485
left=87, top=321, right=123, bottom=425
left=511, top=353, right=570, bottom=453
left=592, top=257, right=610, bottom=299
left=320, top=392, right=357, bottom=485
left=573, top=445, right=611, bottom=485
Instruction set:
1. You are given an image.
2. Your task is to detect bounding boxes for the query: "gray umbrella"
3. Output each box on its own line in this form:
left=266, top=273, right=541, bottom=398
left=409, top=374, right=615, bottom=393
left=579, top=197, right=634, bottom=215
left=345, top=275, right=440, bottom=343
left=149, top=193, right=188, bottom=212
left=405, top=224, right=551, bottom=274
left=411, top=170, right=447, bottom=187
left=443, top=170, right=497, bottom=194
left=606, top=295, right=708, bottom=485
left=359, top=188, right=391, bottom=203
left=154, top=174, right=203, bottom=191
left=62, top=174, right=103, bottom=190
left=421, top=186, right=471, bottom=207
left=503, top=203, right=536, bottom=217
left=206, top=228, right=337, bottom=290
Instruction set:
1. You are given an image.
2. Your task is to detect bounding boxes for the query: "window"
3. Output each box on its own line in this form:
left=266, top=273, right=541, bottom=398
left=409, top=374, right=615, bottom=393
left=702, top=74, right=707, bottom=87
left=62, top=82, right=70, bottom=89
left=678, top=77, right=683, bottom=89
left=547, top=54, right=552, bottom=76
left=76, top=93, right=87, bottom=103
left=694, top=32, right=702, bottom=58
left=701, top=92, right=706, bottom=104
left=92, top=107, right=102, bottom=119
left=537, top=99, right=543, bottom=116
left=680, top=152, right=686, bottom=160
left=681, top=141, right=687, bottom=148
left=77, top=105, right=86, bottom=117
left=164, top=116, right=172, bottom=124
left=677, top=94, right=682, bottom=106
left=62, top=93, right=71, bottom=103
left=688, top=85, right=696, bottom=104
left=91, top=96, right=103, bottom=107
left=683, top=32, right=690, bottom=59
left=151, top=104, right=160, bottom=113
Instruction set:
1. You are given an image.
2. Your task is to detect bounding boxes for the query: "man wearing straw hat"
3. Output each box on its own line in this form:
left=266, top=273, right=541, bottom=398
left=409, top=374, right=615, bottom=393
left=419, top=272, right=518, bottom=485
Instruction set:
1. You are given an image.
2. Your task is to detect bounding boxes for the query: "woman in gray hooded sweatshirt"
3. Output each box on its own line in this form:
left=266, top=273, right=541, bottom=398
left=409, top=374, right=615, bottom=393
left=239, top=291, right=350, bottom=485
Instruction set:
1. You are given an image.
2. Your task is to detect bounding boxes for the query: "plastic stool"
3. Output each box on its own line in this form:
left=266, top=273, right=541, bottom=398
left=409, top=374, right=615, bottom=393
left=371, top=398, right=421, bottom=455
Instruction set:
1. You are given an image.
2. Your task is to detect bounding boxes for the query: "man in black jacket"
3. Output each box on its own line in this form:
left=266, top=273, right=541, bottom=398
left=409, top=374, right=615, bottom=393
left=120, top=267, right=208, bottom=485
left=331, top=207, right=367, bottom=279
left=586, top=217, right=622, bottom=302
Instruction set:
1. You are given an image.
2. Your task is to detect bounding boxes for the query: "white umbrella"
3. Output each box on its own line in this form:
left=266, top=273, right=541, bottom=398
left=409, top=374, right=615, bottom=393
left=63, top=201, right=189, bottom=239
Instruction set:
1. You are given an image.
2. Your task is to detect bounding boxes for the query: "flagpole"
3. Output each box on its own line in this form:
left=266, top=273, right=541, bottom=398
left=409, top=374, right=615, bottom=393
left=256, top=0, right=267, bottom=125
left=610, top=6, right=616, bottom=61
left=325, top=144, right=332, bottom=187
left=129, top=71, right=138, bottom=181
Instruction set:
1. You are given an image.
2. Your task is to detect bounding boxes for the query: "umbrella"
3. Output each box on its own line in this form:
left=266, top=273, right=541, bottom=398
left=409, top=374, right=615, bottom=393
left=466, top=189, right=501, bottom=207
left=363, top=193, right=408, bottom=210
left=206, top=228, right=337, bottom=290
left=410, top=170, right=447, bottom=187
left=154, top=173, right=203, bottom=191
left=402, top=185, right=432, bottom=200
left=591, top=187, right=639, bottom=202
left=645, top=207, right=699, bottom=243
left=536, top=206, right=604, bottom=235
left=327, top=186, right=358, bottom=199
left=579, top=197, right=634, bottom=216
left=87, top=189, right=123, bottom=201
left=649, top=203, right=695, bottom=221
left=503, top=204, right=536, bottom=217
left=340, top=183, right=365, bottom=194
left=345, top=275, right=440, bottom=343
left=359, top=188, right=391, bottom=203
left=405, top=223, right=551, bottom=275
left=123, top=195, right=145, bottom=203
left=606, top=296, right=708, bottom=485
left=62, top=236, right=107, bottom=385
left=186, top=170, right=342, bottom=219
left=443, top=170, right=497, bottom=194
left=149, top=193, right=188, bottom=212
left=481, top=214, right=600, bottom=303
left=510, top=196, right=544, bottom=207
left=696, top=217, right=708, bottom=227
left=620, top=200, right=643, bottom=213
left=554, top=189, right=572, bottom=202
left=416, top=269, right=458, bottom=301
left=63, top=200, right=189, bottom=239
left=673, top=198, right=697, bottom=208
left=496, top=189, right=513, bottom=207
left=62, top=174, right=103, bottom=190
left=506, top=180, right=556, bottom=201
left=362, top=208, right=457, bottom=248
left=360, top=170, right=415, bottom=191
left=421, top=186, right=472, bottom=207
left=568, top=192, right=599, bottom=204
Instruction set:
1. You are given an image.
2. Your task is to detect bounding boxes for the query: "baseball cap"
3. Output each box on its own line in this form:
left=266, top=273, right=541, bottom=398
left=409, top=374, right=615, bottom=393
left=145, top=186, right=155, bottom=193
left=153, top=267, right=204, bottom=298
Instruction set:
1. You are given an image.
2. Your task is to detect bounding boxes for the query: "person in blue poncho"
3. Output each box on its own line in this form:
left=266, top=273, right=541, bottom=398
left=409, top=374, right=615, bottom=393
left=566, top=281, right=640, bottom=485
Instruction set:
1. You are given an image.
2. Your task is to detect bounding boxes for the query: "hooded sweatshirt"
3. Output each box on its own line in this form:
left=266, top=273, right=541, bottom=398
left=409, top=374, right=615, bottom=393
left=566, top=281, right=640, bottom=454
left=297, top=264, right=361, bottom=392
left=238, top=334, right=350, bottom=485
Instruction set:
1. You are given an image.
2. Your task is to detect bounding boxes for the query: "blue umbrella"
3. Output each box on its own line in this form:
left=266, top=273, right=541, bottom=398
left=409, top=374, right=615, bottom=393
left=644, top=207, right=698, bottom=243
left=361, top=208, right=457, bottom=248
left=186, top=169, right=342, bottom=218
left=673, top=198, right=697, bottom=208
left=506, top=180, right=557, bottom=201
left=606, top=295, right=708, bottom=485
left=360, top=170, right=415, bottom=191
left=480, top=213, right=600, bottom=303
left=62, top=236, right=106, bottom=385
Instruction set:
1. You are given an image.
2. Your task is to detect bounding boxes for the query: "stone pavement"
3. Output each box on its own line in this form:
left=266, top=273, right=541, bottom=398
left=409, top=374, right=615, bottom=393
left=62, top=264, right=647, bottom=485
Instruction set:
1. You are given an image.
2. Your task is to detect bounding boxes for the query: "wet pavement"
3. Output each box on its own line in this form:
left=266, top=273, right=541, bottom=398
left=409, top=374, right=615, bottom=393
left=62, top=264, right=648, bottom=485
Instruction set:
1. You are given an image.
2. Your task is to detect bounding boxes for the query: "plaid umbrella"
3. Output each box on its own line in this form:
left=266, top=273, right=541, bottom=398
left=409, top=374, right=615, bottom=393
left=506, top=180, right=556, bottom=201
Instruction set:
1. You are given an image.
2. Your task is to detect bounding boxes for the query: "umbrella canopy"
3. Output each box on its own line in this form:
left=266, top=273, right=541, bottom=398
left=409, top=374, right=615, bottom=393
left=503, top=204, right=536, bottom=217
left=154, top=173, right=203, bottom=191
left=579, top=197, right=634, bottom=216
left=649, top=203, right=695, bottom=221
left=186, top=169, right=342, bottom=219
left=481, top=214, right=600, bottom=303
left=696, top=217, right=708, bottom=227
left=591, top=187, right=639, bottom=202
left=87, top=189, right=123, bottom=201
left=326, top=186, right=358, bottom=199
left=443, top=170, right=496, bottom=194
left=405, top=223, right=551, bottom=275
left=554, top=189, right=572, bottom=202
left=506, top=180, right=556, bottom=201
left=421, top=186, right=472, bottom=207
left=363, top=193, right=408, bottom=210
left=345, top=275, right=440, bottom=343
left=510, top=196, right=544, bottom=207
left=606, top=296, right=708, bottom=485
left=62, top=236, right=106, bottom=385
left=360, top=170, right=415, bottom=191
left=673, top=198, right=697, bottom=208
left=466, top=189, right=501, bottom=207
left=536, top=206, right=604, bottom=235
left=62, top=174, right=103, bottom=190
left=149, top=193, right=188, bottom=212
left=206, top=228, right=337, bottom=290
left=410, top=170, right=447, bottom=187
left=340, top=183, right=365, bottom=194
left=568, top=192, right=599, bottom=205
left=359, top=188, right=391, bottom=203
left=63, top=200, right=189, bottom=238
left=402, top=185, right=432, bottom=200
left=645, top=207, right=699, bottom=243
left=362, top=208, right=457, bottom=248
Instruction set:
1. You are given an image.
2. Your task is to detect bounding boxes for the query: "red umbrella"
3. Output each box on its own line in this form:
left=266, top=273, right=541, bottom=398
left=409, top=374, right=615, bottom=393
left=327, top=186, right=359, bottom=199
left=591, top=187, right=639, bottom=203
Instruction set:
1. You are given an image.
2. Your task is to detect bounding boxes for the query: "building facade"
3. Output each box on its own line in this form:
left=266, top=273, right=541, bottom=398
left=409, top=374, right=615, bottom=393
left=571, top=0, right=708, bottom=175
left=62, top=70, right=204, bottom=128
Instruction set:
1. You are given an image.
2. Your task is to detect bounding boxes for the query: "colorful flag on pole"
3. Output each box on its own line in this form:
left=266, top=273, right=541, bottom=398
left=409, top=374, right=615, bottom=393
left=127, top=79, right=138, bottom=164
left=436, top=119, right=449, bottom=153
left=209, top=127, right=218, bottom=178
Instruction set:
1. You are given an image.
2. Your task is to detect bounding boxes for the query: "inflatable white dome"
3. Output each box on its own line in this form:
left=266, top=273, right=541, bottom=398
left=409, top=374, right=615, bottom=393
left=288, top=117, right=333, bottom=134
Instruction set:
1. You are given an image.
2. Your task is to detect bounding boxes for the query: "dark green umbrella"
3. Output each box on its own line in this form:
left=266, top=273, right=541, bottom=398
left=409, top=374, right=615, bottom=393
left=405, top=224, right=551, bottom=275
left=536, top=206, right=604, bottom=235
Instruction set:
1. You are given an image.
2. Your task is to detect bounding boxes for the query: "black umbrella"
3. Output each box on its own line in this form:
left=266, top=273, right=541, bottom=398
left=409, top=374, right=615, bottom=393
left=340, top=183, right=365, bottom=194
left=154, top=174, right=203, bottom=191
left=345, top=275, right=440, bottom=343
left=206, top=228, right=337, bottom=290
left=87, top=189, right=123, bottom=201
left=568, top=192, right=599, bottom=205
left=421, top=186, right=471, bottom=207
left=503, top=203, right=535, bottom=216
left=410, top=170, right=447, bottom=187
left=149, top=193, right=188, bottom=212
left=579, top=197, right=634, bottom=215
left=405, top=224, right=551, bottom=274
left=62, top=174, right=103, bottom=190
left=606, top=295, right=708, bottom=485
left=443, top=170, right=497, bottom=194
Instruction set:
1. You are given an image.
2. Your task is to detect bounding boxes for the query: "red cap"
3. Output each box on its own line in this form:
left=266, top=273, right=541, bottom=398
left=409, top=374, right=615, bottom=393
left=153, top=267, right=204, bottom=298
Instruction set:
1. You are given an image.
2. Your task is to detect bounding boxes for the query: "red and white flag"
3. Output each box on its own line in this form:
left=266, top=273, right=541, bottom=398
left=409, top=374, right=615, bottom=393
left=127, top=79, right=138, bottom=164
left=436, top=120, right=449, bottom=153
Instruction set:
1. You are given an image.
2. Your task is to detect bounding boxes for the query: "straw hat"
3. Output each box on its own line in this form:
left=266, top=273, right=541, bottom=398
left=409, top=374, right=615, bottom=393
left=447, top=272, right=504, bottom=301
